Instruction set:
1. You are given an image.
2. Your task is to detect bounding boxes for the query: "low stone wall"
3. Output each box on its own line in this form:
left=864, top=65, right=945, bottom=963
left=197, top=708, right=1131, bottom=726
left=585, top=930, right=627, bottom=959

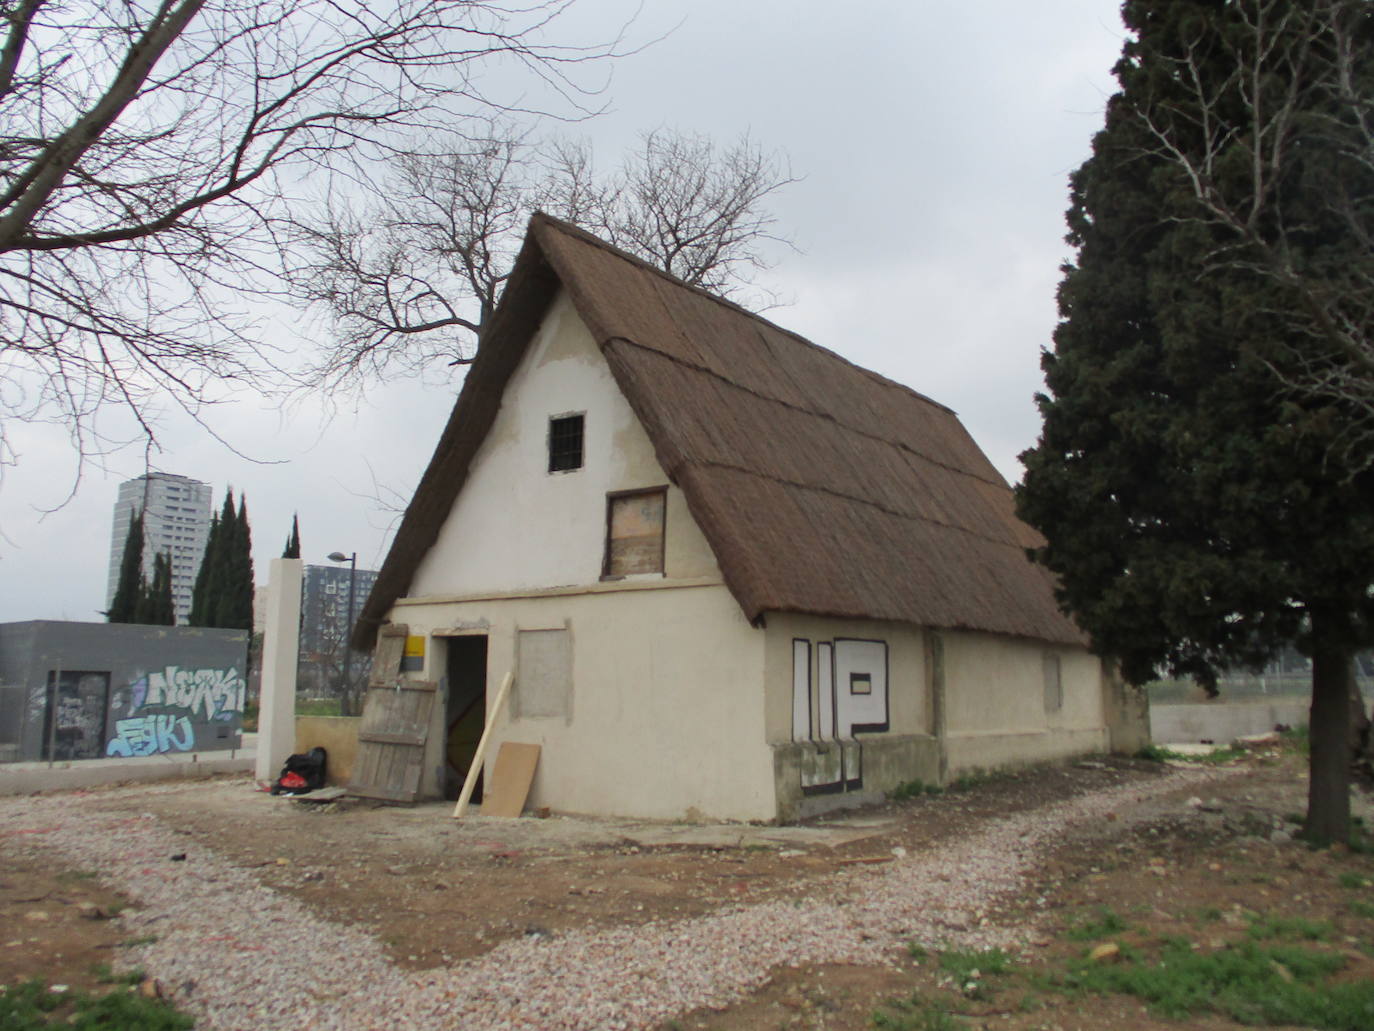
left=1149, top=698, right=1307, bottom=745
left=294, top=716, right=360, bottom=785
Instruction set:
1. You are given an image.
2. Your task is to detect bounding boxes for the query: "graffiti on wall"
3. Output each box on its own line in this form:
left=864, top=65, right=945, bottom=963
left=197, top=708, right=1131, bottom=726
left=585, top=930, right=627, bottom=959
left=105, top=714, right=195, bottom=757
left=42, top=672, right=110, bottom=761
left=791, top=638, right=889, bottom=796
left=104, top=665, right=245, bottom=757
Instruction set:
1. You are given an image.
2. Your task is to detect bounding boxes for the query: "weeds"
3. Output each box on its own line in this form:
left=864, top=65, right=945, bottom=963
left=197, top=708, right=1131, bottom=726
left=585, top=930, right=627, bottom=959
left=1051, top=939, right=1366, bottom=1028
left=872, top=993, right=966, bottom=1030
left=1065, top=906, right=1129, bottom=941
left=0, top=978, right=193, bottom=1030
left=1339, top=871, right=1371, bottom=890
left=1248, top=915, right=1333, bottom=942
left=937, top=948, right=1014, bottom=980
left=890, top=780, right=944, bottom=801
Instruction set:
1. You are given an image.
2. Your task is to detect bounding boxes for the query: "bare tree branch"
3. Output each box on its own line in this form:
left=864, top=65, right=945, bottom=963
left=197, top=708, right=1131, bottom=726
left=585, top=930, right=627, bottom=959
left=0, top=0, right=632, bottom=492
left=294, top=124, right=798, bottom=388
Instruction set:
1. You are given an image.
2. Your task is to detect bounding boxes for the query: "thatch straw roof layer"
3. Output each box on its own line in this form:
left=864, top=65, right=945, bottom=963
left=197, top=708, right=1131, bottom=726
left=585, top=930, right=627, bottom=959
left=354, top=214, right=1084, bottom=650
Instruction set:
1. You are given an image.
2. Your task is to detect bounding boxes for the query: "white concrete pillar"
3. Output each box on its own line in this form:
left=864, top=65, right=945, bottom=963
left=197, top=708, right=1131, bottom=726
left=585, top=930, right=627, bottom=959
left=255, top=558, right=303, bottom=783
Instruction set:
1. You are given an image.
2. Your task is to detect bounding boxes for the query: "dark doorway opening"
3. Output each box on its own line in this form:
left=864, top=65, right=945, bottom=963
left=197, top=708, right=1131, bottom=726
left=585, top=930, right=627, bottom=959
left=42, top=670, right=110, bottom=761
left=445, top=637, right=488, bottom=801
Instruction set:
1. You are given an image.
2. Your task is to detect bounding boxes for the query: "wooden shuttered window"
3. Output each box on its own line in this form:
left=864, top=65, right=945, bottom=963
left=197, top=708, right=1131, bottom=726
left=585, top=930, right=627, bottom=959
left=603, top=488, right=666, bottom=577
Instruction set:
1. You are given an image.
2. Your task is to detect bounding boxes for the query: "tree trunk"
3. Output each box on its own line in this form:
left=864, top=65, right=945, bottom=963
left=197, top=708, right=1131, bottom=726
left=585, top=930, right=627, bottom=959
left=1306, top=624, right=1353, bottom=844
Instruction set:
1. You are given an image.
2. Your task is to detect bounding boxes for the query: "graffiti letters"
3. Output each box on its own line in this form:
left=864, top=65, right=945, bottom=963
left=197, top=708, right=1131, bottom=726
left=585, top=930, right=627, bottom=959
left=141, top=666, right=245, bottom=722
left=105, top=714, right=195, bottom=757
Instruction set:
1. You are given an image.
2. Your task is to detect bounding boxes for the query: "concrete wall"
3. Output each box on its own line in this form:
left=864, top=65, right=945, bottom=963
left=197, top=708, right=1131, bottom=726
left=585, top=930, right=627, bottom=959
left=1151, top=698, right=1307, bottom=744
left=395, top=584, right=769, bottom=821
left=0, top=621, right=248, bottom=763
left=295, top=716, right=360, bottom=785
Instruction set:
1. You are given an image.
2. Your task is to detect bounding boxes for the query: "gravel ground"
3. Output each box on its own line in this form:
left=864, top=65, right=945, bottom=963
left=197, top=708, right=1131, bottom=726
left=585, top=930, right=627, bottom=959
left=0, top=767, right=1226, bottom=1030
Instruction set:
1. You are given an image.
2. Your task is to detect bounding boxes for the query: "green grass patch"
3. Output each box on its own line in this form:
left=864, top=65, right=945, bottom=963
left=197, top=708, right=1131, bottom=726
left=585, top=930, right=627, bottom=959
left=1339, top=871, right=1371, bottom=890
left=1248, top=915, right=1333, bottom=942
left=872, top=993, right=967, bottom=1030
left=1350, top=900, right=1374, bottom=919
left=937, top=948, right=1014, bottom=980
left=1065, top=906, right=1130, bottom=942
left=1280, top=724, right=1311, bottom=756
left=1135, top=743, right=1249, bottom=764
left=295, top=697, right=342, bottom=716
left=890, top=780, right=944, bottom=800
left=0, top=978, right=193, bottom=1030
left=1050, top=939, right=1367, bottom=1028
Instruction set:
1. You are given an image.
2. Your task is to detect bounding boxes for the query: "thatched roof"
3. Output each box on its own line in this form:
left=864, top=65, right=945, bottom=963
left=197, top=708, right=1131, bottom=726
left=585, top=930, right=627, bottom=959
left=354, top=214, right=1085, bottom=650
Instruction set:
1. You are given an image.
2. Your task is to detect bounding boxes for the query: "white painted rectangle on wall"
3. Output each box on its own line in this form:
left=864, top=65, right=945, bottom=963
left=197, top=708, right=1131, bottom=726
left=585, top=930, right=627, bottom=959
left=817, top=642, right=835, bottom=740
left=792, top=639, right=811, bottom=741
left=834, top=638, right=888, bottom=736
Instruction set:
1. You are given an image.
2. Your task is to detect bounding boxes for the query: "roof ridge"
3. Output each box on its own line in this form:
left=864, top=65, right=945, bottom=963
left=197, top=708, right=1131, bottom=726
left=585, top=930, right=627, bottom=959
left=606, top=334, right=1007, bottom=491
left=529, top=212, right=957, bottom=416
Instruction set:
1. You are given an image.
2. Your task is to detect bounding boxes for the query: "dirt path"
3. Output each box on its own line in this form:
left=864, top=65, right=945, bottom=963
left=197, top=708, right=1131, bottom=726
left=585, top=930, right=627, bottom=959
left=3, top=752, right=1365, bottom=1029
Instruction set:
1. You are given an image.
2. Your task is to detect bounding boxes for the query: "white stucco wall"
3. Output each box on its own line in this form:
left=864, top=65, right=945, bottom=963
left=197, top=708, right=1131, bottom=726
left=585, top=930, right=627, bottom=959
left=409, top=289, right=719, bottom=598
left=940, top=630, right=1107, bottom=772
left=397, top=585, right=771, bottom=821
left=389, top=291, right=771, bottom=820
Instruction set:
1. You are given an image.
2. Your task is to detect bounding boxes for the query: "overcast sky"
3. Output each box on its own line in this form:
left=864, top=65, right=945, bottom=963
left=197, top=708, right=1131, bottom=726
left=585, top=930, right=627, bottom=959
left=0, top=0, right=1128, bottom=623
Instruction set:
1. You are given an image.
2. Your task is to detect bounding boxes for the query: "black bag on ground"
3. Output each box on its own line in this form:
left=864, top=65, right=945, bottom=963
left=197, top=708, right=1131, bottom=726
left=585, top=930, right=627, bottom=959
left=270, top=746, right=328, bottom=794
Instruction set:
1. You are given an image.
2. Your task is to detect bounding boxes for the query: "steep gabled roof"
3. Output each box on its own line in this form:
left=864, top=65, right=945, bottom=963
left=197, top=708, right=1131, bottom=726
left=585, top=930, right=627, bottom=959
left=354, top=214, right=1085, bottom=650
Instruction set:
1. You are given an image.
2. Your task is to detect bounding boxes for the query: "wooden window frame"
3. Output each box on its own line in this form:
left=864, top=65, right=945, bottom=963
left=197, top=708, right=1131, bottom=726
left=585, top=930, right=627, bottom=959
left=547, top=412, right=585, bottom=474
left=601, top=486, right=667, bottom=579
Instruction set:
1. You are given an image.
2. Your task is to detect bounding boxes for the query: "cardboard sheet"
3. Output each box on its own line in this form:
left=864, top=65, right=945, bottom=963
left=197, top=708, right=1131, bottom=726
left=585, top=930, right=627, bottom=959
left=482, top=742, right=541, bottom=818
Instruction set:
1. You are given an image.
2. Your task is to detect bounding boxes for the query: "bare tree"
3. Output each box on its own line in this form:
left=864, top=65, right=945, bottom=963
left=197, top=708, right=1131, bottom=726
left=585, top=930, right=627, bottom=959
left=1127, top=0, right=1374, bottom=458
left=0, top=0, right=626, bottom=479
left=293, top=126, right=797, bottom=386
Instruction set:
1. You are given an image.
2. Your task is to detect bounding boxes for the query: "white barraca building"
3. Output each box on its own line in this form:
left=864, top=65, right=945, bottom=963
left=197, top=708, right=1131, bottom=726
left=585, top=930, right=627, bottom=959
left=352, top=214, right=1148, bottom=822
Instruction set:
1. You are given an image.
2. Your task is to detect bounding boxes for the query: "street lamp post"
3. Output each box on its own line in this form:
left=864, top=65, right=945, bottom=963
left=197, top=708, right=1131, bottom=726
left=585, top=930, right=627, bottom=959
left=327, top=551, right=358, bottom=715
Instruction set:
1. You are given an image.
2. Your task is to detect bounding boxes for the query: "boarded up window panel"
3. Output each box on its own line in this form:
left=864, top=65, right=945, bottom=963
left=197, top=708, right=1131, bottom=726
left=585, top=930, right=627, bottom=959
left=516, top=629, right=572, bottom=719
left=605, top=490, right=665, bottom=576
left=1043, top=653, right=1063, bottom=713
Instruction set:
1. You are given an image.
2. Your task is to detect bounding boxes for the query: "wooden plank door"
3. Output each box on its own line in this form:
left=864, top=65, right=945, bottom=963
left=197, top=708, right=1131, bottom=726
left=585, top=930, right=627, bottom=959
left=347, top=625, right=436, bottom=803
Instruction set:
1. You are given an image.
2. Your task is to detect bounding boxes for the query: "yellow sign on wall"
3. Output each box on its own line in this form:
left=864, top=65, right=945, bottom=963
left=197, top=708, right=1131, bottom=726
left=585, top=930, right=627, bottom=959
left=401, top=635, right=426, bottom=672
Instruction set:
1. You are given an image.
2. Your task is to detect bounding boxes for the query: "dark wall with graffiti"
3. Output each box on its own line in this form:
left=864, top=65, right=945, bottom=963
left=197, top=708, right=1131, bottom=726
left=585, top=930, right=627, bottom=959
left=0, top=621, right=249, bottom=762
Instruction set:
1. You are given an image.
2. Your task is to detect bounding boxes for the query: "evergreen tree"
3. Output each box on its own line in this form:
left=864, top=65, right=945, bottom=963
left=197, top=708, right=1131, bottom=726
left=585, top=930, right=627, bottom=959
left=1017, top=0, right=1374, bottom=844
left=107, top=510, right=145, bottom=623
left=190, top=489, right=238, bottom=627
left=188, top=510, right=219, bottom=627
left=223, top=494, right=254, bottom=630
left=135, top=552, right=175, bottom=625
left=282, top=513, right=301, bottom=559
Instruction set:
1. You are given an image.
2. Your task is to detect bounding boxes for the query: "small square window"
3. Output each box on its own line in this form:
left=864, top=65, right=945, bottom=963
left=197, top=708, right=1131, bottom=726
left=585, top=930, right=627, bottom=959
left=849, top=672, right=872, bottom=695
left=603, top=489, right=666, bottom=577
left=549, top=414, right=585, bottom=473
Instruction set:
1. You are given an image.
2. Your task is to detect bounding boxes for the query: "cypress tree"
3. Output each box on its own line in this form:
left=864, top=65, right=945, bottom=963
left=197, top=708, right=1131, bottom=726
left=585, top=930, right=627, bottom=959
left=282, top=513, right=301, bottom=559
left=224, top=494, right=254, bottom=630
left=107, top=510, right=145, bottom=623
left=188, top=511, right=219, bottom=627
left=1017, top=0, right=1374, bottom=844
left=136, top=551, right=174, bottom=625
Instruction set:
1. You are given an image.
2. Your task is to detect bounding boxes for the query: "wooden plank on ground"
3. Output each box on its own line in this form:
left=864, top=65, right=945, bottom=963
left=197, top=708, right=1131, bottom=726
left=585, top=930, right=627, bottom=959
left=482, top=742, right=541, bottom=818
